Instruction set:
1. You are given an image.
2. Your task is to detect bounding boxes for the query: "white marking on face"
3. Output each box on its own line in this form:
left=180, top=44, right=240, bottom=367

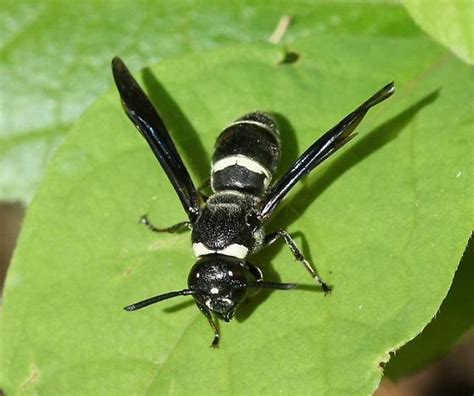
left=210, top=287, right=219, bottom=294
left=212, top=155, right=271, bottom=186
left=229, top=119, right=274, bottom=134
left=221, top=298, right=232, bottom=305
left=193, top=242, right=249, bottom=259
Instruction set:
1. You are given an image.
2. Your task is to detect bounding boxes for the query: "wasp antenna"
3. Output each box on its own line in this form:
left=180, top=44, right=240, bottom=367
left=246, top=281, right=297, bottom=290
left=124, top=289, right=196, bottom=311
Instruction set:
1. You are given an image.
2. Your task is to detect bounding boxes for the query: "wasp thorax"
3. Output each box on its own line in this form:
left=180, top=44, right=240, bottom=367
left=188, top=255, right=256, bottom=321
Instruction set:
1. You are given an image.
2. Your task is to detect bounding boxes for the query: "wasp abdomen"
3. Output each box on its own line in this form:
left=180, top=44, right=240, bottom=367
left=211, top=112, right=281, bottom=196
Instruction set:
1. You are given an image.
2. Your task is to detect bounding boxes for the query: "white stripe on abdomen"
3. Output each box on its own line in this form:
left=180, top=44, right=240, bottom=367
left=212, top=155, right=271, bottom=188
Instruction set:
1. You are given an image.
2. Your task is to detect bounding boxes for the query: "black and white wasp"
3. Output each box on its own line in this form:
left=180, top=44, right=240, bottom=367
left=112, top=57, right=394, bottom=347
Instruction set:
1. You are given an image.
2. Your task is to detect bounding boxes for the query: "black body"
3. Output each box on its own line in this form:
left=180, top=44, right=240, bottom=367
left=191, top=192, right=262, bottom=253
left=112, top=57, right=395, bottom=347
left=211, top=112, right=280, bottom=196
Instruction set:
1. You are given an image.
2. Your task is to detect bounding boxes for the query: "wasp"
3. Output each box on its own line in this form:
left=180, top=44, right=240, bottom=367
left=112, top=57, right=394, bottom=347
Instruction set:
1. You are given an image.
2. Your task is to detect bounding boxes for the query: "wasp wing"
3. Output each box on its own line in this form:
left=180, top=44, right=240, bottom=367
left=112, top=57, right=203, bottom=222
left=258, top=82, right=395, bottom=221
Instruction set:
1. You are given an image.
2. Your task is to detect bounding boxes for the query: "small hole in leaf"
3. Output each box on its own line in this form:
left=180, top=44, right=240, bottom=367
left=279, top=51, right=300, bottom=65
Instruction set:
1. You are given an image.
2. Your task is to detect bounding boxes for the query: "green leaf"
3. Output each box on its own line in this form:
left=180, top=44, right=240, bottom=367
left=0, top=0, right=421, bottom=202
left=1, top=34, right=471, bottom=394
left=385, top=235, right=474, bottom=379
left=403, top=0, right=474, bottom=65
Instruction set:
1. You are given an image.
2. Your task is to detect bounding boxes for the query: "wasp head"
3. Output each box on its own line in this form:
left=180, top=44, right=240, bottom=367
left=188, top=255, right=256, bottom=321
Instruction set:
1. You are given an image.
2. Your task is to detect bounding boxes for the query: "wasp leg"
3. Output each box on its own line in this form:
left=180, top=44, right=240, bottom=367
left=264, top=230, right=331, bottom=294
left=196, top=302, right=220, bottom=348
left=140, top=214, right=191, bottom=234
